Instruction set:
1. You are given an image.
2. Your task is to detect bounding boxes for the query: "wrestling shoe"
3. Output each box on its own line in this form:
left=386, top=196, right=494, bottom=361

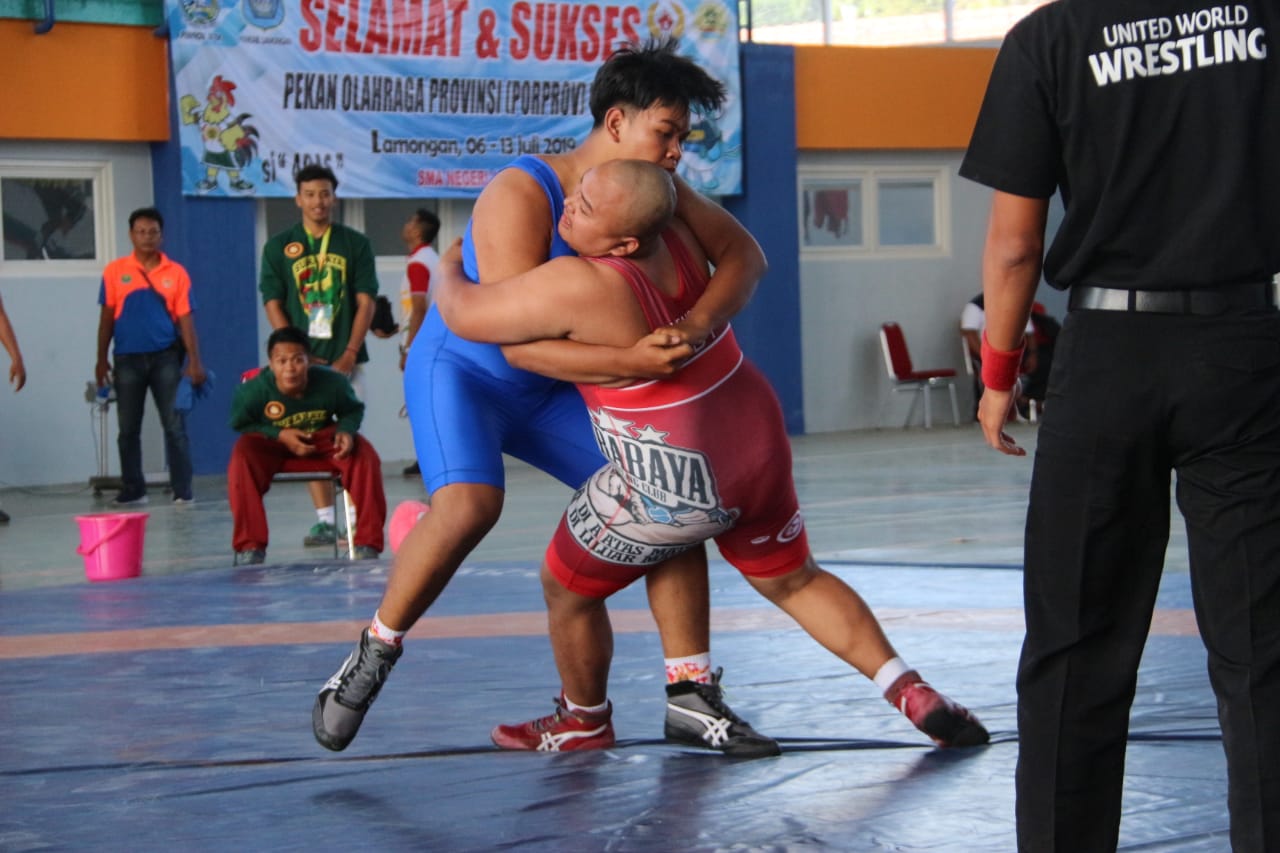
left=491, top=695, right=615, bottom=752
left=304, top=521, right=339, bottom=547
left=233, top=549, right=265, bottom=566
left=352, top=545, right=380, bottom=560
left=665, top=668, right=781, bottom=758
left=886, top=670, right=989, bottom=748
left=313, top=629, right=402, bottom=751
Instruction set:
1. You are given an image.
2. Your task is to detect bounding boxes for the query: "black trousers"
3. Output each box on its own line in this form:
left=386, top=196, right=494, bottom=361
left=1016, top=308, right=1280, bottom=852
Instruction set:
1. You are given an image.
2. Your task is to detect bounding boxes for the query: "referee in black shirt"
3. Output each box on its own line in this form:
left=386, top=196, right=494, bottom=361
left=961, top=2, right=1280, bottom=851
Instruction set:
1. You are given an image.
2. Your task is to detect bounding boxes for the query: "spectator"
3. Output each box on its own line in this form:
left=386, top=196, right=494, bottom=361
left=227, top=326, right=386, bottom=565
left=94, top=207, right=205, bottom=506
left=258, top=164, right=379, bottom=548
left=395, top=208, right=439, bottom=478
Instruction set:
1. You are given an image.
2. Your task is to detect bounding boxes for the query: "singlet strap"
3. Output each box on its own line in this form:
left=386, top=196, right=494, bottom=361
left=584, top=228, right=707, bottom=330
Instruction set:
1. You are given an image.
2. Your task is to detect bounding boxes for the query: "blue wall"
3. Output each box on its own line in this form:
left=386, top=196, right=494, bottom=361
left=148, top=43, right=805, bottom=474
left=151, top=57, right=260, bottom=476
left=725, top=44, right=804, bottom=434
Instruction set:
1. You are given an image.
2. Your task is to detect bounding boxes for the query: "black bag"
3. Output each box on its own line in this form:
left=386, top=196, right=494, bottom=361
left=370, top=294, right=399, bottom=337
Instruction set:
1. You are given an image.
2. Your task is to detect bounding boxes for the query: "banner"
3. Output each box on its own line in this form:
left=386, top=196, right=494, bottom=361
left=166, top=0, right=742, bottom=198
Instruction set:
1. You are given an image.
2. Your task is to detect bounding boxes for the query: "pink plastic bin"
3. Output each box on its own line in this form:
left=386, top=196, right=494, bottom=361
left=75, top=512, right=148, bottom=582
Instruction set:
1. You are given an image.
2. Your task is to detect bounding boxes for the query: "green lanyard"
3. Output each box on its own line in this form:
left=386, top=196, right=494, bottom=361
left=300, top=227, right=331, bottom=306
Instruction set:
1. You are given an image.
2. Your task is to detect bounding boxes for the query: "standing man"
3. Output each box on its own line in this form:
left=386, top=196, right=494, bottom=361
left=313, top=42, right=776, bottom=757
left=0, top=291, right=25, bottom=523
left=259, top=164, right=379, bottom=548
left=95, top=207, right=205, bottom=506
left=397, top=208, right=440, bottom=478
left=961, top=2, right=1280, bottom=850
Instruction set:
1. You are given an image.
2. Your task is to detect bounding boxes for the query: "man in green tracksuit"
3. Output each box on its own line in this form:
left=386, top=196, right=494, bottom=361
left=228, top=326, right=386, bottom=566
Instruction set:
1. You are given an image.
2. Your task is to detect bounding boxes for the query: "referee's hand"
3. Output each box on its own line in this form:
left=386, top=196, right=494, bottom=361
left=978, top=388, right=1025, bottom=457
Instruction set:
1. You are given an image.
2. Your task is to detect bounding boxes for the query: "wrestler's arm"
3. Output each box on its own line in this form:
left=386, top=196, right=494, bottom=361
left=506, top=178, right=767, bottom=379
left=460, top=169, right=689, bottom=382
left=502, top=328, right=688, bottom=383
left=663, top=174, right=767, bottom=345
left=453, top=172, right=605, bottom=340
left=435, top=245, right=586, bottom=343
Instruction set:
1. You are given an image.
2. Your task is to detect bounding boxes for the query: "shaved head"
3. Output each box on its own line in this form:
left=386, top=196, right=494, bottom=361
left=593, top=159, right=676, bottom=244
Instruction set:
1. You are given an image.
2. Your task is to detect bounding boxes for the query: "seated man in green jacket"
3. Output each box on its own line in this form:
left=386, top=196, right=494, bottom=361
left=228, top=326, right=387, bottom=565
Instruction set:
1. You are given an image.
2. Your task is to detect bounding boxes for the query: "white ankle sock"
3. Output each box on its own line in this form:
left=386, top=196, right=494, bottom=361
left=370, top=611, right=405, bottom=647
left=665, top=652, right=712, bottom=684
left=872, top=657, right=912, bottom=693
left=564, top=695, right=609, bottom=715
left=317, top=506, right=336, bottom=525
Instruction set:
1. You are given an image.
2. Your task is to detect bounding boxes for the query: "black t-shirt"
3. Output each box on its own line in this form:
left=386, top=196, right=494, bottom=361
left=960, top=0, right=1280, bottom=291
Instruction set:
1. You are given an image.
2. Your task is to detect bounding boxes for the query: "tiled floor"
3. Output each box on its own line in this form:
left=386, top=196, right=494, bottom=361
left=0, top=426, right=1226, bottom=851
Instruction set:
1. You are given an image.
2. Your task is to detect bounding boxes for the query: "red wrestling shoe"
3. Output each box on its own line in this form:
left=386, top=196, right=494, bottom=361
left=886, top=671, right=990, bottom=748
left=491, top=695, right=615, bottom=752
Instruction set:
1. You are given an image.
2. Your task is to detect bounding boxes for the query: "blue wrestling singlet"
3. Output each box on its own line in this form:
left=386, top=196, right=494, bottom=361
left=404, top=156, right=606, bottom=493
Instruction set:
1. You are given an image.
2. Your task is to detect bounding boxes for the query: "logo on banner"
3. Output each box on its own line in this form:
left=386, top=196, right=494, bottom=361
left=693, top=2, right=731, bottom=36
left=243, top=0, right=285, bottom=29
left=180, top=0, right=222, bottom=26
left=647, top=1, right=687, bottom=39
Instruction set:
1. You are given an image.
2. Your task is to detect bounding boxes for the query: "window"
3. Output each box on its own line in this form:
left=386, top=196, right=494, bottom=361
left=878, top=178, right=936, bottom=246
left=0, top=161, right=111, bottom=271
left=802, top=180, right=862, bottom=248
left=744, top=0, right=1051, bottom=46
left=799, top=166, right=947, bottom=257
left=363, top=200, right=440, bottom=257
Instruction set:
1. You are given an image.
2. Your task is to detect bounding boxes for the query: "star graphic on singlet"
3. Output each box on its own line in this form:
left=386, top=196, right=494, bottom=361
left=633, top=424, right=670, bottom=444
left=591, top=408, right=635, bottom=436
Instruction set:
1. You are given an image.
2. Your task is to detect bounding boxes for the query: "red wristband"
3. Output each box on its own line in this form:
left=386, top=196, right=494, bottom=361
left=980, top=330, right=1025, bottom=392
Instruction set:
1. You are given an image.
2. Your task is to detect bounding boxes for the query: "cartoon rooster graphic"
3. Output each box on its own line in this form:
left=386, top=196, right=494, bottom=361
left=180, top=75, right=260, bottom=193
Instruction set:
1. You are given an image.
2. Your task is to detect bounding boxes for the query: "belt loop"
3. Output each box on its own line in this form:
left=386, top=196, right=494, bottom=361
left=1126, top=289, right=1136, bottom=311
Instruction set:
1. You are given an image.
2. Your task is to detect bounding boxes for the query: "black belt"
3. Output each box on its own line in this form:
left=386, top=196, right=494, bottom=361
left=1068, top=282, right=1277, bottom=315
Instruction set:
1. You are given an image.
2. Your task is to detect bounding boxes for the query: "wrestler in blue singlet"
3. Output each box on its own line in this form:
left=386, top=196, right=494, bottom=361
left=404, top=156, right=605, bottom=493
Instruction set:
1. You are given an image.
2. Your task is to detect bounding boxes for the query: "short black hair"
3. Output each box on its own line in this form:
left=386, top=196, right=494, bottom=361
left=267, top=325, right=310, bottom=355
left=589, top=39, right=726, bottom=127
left=414, top=208, right=445, bottom=244
left=129, top=207, right=164, bottom=230
left=411, top=208, right=441, bottom=244
left=295, top=164, right=338, bottom=192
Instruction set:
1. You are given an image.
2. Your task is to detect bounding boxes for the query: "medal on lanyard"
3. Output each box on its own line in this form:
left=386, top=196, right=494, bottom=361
left=303, top=228, right=334, bottom=339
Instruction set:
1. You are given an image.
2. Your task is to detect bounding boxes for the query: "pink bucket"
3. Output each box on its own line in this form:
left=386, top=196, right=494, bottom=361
left=75, top=512, right=148, bottom=582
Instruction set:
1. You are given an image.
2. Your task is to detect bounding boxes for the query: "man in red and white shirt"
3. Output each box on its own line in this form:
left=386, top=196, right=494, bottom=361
left=397, top=209, right=439, bottom=477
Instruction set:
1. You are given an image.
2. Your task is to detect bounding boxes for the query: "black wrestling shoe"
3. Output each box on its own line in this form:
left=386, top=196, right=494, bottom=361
left=665, top=668, right=781, bottom=758
left=313, top=629, right=402, bottom=751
